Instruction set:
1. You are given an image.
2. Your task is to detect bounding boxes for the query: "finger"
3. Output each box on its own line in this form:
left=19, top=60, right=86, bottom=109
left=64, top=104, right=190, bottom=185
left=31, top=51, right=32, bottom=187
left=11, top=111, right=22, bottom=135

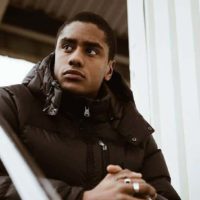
left=118, top=182, right=156, bottom=198
left=130, top=182, right=156, bottom=199
left=118, top=178, right=146, bottom=184
left=135, top=183, right=156, bottom=198
left=107, top=164, right=123, bottom=173
left=113, top=169, right=142, bottom=180
left=115, top=193, right=145, bottom=200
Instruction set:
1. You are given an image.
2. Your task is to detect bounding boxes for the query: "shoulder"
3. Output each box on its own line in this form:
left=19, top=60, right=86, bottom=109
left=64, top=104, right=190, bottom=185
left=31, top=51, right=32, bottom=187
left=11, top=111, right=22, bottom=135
left=0, top=84, right=23, bottom=107
left=0, top=84, right=35, bottom=119
left=117, top=101, right=155, bottom=145
left=0, top=84, right=35, bottom=103
left=1, top=84, right=30, bottom=95
left=0, top=85, right=24, bottom=132
left=0, top=84, right=39, bottom=131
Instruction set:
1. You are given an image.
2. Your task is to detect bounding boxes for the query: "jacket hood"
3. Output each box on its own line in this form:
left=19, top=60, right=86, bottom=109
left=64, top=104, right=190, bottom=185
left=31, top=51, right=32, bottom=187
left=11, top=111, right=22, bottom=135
left=23, top=52, right=154, bottom=144
left=23, top=52, right=135, bottom=113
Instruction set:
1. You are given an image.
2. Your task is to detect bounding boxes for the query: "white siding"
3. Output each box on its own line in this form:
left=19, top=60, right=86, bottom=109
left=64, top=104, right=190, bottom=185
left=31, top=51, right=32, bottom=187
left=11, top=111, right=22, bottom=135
left=127, top=0, right=200, bottom=199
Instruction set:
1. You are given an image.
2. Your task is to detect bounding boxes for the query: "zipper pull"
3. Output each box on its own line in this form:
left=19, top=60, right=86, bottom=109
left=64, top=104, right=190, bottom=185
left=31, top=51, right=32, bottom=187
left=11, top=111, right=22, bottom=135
left=84, top=106, right=90, bottom=117
left=99, top=140, right=107, bottom=150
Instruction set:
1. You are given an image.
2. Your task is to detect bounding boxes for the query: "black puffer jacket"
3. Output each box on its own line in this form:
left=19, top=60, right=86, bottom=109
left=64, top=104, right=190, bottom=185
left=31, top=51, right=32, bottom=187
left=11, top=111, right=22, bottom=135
left=0, top=53, right=180, bottom=200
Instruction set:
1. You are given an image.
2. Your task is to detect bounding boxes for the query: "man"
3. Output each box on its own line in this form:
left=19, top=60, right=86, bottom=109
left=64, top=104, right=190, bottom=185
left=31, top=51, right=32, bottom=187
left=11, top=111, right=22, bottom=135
left=0, top=12, right=180, bottom=200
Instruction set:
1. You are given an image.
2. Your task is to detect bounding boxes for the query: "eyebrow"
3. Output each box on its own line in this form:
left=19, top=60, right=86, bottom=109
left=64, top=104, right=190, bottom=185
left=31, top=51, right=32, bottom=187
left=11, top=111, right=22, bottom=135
left=60, top=37, right=104, bottom=50
left=60, top=38, right=76, bottom=46
left=83, top=41, right=103, bottom=50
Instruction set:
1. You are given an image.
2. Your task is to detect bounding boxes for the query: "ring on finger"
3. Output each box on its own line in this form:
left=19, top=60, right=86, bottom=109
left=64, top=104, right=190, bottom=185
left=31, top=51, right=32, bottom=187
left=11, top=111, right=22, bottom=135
left=124, top=178, right=131, bottom=184
left=132, top=182, right=140, bottom=193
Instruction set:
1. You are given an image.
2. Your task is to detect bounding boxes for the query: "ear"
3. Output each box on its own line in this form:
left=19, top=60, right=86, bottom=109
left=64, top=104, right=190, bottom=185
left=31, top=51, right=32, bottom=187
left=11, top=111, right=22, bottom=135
left=104, top=60, right=115, bottom=81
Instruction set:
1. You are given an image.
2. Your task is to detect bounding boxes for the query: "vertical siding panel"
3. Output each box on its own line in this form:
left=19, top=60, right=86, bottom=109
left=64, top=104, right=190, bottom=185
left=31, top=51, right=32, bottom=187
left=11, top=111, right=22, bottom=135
left=127, top=0, right=151, bottom=121
left=150, top=0, right=181, bottom=194
left=190, top=0, right=200, bottom=115
left=144, top=0, right=162, bottom=144
left=167, top=1, right=189, bottom=199
left=174, top=0, right=200, bottom=199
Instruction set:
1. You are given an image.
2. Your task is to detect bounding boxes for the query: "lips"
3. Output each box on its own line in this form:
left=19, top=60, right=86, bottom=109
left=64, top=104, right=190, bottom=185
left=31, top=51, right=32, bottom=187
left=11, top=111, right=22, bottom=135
left=63, top=69, right=86, bottom=79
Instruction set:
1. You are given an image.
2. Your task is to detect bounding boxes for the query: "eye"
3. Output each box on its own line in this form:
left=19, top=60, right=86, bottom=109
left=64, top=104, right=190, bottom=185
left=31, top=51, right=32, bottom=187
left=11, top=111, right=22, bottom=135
left=63, top=44, right=74, bottom=53
left=86, top=47, right=98, bottom=56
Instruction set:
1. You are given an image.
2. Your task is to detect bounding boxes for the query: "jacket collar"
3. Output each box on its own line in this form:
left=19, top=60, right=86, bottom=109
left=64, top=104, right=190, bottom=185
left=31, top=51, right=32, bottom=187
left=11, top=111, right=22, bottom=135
left=60, top=85, right=112, bottom=121
left=23, top=53, right=62, bottom=115
left=23, top=52, right=154, bottom=144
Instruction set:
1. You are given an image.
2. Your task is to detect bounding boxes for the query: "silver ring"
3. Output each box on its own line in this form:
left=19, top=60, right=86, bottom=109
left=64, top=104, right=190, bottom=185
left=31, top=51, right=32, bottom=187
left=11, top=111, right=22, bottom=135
left=124, top=178, right=131, bottom=184
left=132, top=182, right=140, bottom=193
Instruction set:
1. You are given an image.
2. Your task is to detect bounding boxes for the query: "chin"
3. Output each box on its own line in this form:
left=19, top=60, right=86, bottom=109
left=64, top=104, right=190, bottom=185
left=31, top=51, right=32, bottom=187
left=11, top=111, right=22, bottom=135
left=60, top=84, right=84, bottom=95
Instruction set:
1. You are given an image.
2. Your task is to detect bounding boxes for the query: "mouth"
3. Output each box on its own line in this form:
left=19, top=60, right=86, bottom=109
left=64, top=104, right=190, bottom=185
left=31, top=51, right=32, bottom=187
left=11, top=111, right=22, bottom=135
left=63, top=69, right=86, bottom=80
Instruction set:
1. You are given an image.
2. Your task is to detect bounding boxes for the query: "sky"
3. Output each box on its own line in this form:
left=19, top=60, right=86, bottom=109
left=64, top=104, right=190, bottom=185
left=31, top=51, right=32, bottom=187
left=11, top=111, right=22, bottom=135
left=0, top=56, right=33, bottom=86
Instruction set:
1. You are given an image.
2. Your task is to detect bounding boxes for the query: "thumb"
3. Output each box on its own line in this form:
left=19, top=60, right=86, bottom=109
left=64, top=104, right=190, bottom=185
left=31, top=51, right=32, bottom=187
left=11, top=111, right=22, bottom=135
left=107, top=164, right=123, bottom=174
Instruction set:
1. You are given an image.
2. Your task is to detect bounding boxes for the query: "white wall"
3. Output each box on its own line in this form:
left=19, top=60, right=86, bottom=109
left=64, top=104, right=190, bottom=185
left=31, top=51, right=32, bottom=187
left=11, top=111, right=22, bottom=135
left=127, top=0, right=200, bottom=200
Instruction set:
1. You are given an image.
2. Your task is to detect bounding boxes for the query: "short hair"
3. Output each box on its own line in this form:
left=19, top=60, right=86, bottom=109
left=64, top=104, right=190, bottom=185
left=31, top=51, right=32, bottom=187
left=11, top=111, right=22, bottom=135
left=56, top=12, right=117, bottom=60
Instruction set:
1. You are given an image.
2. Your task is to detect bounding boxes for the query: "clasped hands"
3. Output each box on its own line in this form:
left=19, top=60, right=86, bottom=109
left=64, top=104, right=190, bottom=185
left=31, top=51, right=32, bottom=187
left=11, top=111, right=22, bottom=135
left=83, top=165, right=157, bottom=200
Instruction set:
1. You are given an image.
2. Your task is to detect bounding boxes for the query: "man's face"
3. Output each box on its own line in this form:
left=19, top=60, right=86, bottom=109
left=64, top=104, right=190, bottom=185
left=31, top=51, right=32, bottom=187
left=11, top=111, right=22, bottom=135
left=54, top=21, right=114, bottom=98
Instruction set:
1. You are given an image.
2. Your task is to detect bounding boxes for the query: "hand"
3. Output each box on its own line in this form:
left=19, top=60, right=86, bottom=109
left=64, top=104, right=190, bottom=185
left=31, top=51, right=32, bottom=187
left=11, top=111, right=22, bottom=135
left=107, top=164, right=142, bottom=181
left=83, top=173, right=143, bottom=200
left=107, top=165, right=157, bottom=200
left=82, top=165, right=157, bottom=200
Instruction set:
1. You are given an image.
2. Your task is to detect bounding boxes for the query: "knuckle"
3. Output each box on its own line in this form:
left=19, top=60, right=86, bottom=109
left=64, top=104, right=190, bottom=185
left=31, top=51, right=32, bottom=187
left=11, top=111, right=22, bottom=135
left=117, top=183, right=128, bottom=193
left=122, top=169, right=129, bottom=174
left=146, top=183, right=156, bottom=196
left=116, top=183, right=124, bottom=191
left=147, top=185, right=152, bottom=193
left=115, top=193, right=124, bottom=200
left=151, top=185, right=157, bottom=195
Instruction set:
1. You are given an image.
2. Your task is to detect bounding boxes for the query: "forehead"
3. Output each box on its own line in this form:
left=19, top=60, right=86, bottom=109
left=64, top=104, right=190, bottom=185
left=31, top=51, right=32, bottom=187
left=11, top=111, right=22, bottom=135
left=58, top=21, right=107, bottom=46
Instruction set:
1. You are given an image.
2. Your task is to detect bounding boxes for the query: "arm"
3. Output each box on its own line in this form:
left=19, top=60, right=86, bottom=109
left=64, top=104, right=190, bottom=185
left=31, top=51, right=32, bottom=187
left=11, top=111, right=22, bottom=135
left=0, top=88, right=85, bottom=200
left=0, top=175, right=84, bottom=200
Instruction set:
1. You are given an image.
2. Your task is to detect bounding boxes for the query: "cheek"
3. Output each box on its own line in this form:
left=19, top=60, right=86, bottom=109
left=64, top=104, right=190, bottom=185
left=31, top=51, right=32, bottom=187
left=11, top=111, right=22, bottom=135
left=54, top=59, right=63, bottom=80
left=54, top=53, right=67, bottom=75
left=53, top=66, right=59, bottom=79
left=90, top=68, right=107, bottom=84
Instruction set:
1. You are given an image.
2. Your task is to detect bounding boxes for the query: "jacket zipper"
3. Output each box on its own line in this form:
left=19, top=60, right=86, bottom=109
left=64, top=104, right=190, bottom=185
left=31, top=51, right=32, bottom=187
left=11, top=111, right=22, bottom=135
left=98, top=140, right=109, bottom=177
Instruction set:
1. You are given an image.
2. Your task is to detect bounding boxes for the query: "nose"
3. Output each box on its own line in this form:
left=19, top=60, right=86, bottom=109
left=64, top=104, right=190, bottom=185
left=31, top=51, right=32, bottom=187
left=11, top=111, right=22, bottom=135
left=68, top=48, right=84, bottom=68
